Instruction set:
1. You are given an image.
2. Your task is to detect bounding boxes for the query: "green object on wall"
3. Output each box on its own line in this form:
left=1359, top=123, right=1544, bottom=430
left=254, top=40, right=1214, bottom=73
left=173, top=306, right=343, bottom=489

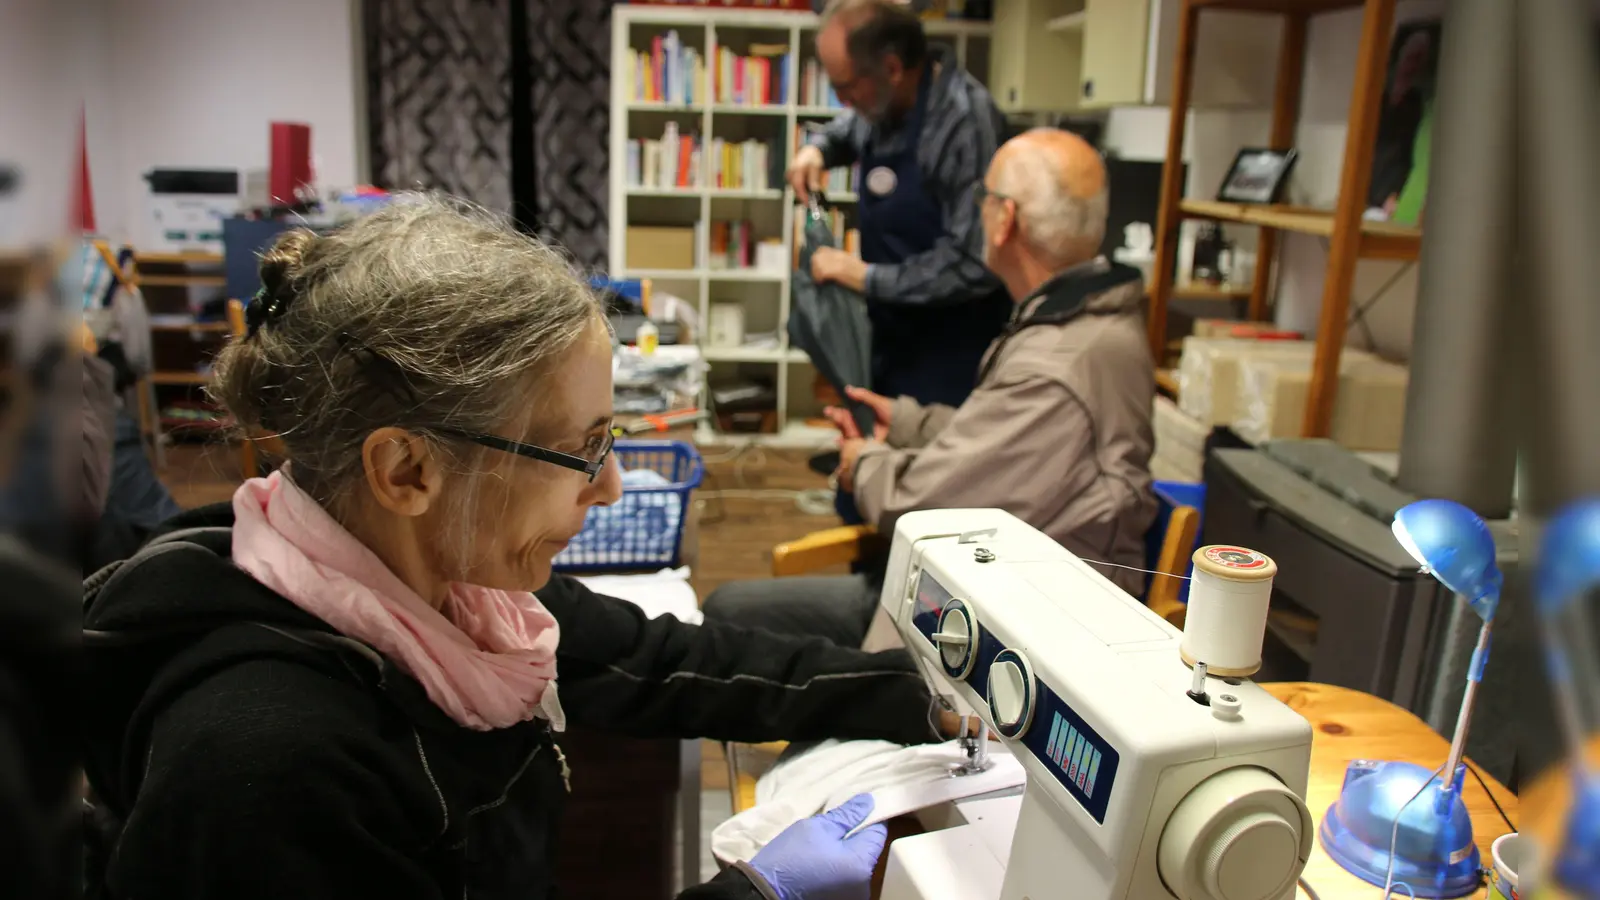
left=1393, top=99, right=1433, bottom=226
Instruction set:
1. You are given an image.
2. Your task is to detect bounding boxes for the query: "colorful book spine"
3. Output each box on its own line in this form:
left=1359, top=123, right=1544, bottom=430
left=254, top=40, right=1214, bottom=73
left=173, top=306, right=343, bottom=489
left=630, top=31, right=704, bottom=104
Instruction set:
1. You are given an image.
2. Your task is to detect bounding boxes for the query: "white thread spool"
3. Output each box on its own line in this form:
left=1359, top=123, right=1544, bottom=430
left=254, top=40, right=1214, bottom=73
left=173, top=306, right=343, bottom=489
left=1179, top=545, right=1278, bottom=677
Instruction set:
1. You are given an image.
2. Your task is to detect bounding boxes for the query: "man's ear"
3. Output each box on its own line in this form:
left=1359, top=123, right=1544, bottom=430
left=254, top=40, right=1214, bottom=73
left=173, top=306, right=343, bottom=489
left=361, top=427, right=444, bottom=517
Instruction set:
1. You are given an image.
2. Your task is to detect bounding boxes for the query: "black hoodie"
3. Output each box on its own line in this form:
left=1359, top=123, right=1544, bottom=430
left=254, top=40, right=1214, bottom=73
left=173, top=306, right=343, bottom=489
left=82, top=504, right=940, bottom=900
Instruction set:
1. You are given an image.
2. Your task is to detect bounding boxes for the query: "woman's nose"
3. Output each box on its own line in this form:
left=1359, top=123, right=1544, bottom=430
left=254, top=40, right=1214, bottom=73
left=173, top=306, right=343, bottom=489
left=590, top=453, right=624, bottom=507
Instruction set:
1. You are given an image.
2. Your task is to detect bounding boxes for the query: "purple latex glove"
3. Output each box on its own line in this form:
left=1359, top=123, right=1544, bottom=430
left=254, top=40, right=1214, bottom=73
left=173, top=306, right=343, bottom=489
left=747, top=794, right=887, bottom=900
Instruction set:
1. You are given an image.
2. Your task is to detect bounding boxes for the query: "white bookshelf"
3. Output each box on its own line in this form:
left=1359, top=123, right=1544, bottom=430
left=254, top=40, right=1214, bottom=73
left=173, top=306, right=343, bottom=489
left=609, top=4, right=991, bottom=446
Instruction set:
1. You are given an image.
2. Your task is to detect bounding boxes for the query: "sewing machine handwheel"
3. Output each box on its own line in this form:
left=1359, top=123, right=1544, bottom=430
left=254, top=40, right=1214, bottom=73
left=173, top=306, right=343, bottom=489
left=1158, top=767, right=1313, bottom=900
left=986, top=649, right=1035, bottom=738
left=936, top=599, right=979, bottom=680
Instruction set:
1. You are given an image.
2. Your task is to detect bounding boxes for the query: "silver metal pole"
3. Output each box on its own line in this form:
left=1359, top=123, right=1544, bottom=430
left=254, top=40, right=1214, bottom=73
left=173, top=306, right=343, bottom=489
left=1395, top=0, right=1518, bottom=516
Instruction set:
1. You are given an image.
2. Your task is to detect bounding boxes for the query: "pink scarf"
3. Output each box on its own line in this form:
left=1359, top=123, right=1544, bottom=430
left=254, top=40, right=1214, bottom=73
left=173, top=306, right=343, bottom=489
left=231, top=470, right=563, bottom=732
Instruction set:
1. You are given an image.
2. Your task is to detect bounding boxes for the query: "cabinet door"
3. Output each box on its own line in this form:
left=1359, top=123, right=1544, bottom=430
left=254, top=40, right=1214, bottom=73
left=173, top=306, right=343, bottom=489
left=1079, top=0, right=1153, bottom=108
left=990, top=0, right=1084, bottom=112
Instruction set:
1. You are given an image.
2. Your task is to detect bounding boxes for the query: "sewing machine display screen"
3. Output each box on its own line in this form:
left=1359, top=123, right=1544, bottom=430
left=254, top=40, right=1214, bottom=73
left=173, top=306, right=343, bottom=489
left=911, top=567, right=1119, bottom=823
left=1030, top=694, right=1119, bottom=823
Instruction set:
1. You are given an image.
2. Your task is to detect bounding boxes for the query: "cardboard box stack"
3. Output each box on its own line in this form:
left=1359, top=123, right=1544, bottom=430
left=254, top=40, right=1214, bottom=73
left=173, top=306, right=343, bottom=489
left=1172, top=336, right=1410, bottom=453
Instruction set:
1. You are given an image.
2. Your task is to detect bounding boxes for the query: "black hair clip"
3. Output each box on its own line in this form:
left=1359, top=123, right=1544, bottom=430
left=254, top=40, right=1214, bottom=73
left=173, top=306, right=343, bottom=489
left=244, top=286, right=293, bottom=338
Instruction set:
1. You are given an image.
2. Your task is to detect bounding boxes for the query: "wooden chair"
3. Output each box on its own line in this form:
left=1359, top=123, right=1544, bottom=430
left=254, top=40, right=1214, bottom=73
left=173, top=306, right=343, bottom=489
left=769, top=499, right=1201, bottom=629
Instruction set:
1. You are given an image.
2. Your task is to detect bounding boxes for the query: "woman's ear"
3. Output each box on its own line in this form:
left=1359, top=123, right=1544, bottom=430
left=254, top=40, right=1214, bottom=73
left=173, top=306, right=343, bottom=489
left=361, top=427, right=444, bottom=517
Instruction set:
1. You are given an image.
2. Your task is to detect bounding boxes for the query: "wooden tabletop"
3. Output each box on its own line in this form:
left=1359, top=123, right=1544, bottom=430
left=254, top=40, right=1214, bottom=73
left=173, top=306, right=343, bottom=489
left=727, top=683, right=1517, bottom=900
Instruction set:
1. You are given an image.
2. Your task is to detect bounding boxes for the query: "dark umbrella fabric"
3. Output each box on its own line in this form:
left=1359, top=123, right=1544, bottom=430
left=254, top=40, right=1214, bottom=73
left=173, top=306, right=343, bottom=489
left=789, top=204, right=877, bottom=438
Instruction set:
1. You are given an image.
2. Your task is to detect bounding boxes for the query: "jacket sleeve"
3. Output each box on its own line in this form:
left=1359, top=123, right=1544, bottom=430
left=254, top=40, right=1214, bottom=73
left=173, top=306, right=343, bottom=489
left=107, top=677, right=446, bottom=900
left=542, top=578, right=941, bottom=745
left=854, top=374, right=1097, bottom=535
left=805, top=111, right=861, bottom=170
left=886, top=395, right=959, bottom=450
left=678, top=863, right=777, bottom=900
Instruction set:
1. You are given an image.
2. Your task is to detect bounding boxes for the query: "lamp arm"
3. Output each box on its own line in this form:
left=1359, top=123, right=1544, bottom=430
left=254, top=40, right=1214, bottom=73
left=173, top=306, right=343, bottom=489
left=1440, top=613, right=1494, bottom=802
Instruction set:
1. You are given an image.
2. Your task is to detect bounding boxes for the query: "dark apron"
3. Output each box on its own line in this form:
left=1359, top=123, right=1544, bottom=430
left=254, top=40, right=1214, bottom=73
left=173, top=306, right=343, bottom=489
left=856, top=69, right=1011, bottom=409
left=836, top=69, right=1010, bottom=526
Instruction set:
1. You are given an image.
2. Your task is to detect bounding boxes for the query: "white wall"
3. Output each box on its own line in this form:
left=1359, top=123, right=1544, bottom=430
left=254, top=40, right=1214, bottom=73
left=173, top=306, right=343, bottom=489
left=1101, top=0, right=1447, bottom=360
left=0, top=0, right=97, bottom=245
left=96, top=0, right=365, bottom=242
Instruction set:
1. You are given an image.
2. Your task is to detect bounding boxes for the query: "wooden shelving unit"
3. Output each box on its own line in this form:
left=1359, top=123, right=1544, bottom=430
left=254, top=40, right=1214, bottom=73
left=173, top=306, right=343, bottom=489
left=608, top=5, right=991, bottom=446
left=124, top=250, right=255, bottom=477
left=1148, top=0, right=1415, bottom=438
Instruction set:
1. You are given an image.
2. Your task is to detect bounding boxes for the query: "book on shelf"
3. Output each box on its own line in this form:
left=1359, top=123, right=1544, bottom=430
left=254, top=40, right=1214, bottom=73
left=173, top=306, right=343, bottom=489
left=712, top=43, right=789, bottom=106
left=708, top=220, right=758, bottom=270
left=707, top=137, right=781, bottom=191
left=625, top=30, right=704, bottom=105
left=626, top=121, right=702, bottom=189
left=798, top=59, right=845, bottom=109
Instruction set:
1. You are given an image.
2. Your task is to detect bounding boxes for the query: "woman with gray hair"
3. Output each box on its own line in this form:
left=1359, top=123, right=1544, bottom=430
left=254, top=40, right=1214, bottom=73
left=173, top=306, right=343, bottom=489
left=81, top=196, right=951, bottom=900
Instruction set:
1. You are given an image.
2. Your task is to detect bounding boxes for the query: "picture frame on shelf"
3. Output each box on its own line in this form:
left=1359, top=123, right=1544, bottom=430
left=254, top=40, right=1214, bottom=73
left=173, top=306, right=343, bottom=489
left=1216, top=148, right=1298, bottom=206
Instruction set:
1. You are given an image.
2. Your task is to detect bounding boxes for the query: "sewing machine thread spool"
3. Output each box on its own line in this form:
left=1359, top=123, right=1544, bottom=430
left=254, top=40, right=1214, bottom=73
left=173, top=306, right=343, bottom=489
left=1179, top=545, right=1278, bottom=677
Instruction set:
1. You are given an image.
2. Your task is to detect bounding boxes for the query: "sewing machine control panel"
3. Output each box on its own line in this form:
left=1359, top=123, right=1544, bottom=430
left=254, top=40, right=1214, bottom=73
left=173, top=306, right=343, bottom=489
left=912, top=568, right=1121, bottom=823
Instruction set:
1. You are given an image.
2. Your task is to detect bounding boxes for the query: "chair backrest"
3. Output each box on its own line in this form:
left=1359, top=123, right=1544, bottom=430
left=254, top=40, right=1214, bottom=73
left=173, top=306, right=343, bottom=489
left=1143, top=480, right=1206, bottom=625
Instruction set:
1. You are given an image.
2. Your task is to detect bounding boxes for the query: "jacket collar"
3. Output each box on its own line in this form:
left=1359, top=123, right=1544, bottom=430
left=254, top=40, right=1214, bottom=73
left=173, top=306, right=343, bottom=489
left=1015, top=256, right=1144, bottom=327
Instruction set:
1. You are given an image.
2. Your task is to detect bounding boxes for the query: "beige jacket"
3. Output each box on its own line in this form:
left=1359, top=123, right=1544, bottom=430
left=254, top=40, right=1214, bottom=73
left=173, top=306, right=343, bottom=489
left=853, top=261, right=1158, bottom=596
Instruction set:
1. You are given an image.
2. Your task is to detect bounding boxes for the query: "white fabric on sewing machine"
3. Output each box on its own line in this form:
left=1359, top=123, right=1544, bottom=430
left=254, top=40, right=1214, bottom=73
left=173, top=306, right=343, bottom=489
left=710, top=739, right=1024, bottom=864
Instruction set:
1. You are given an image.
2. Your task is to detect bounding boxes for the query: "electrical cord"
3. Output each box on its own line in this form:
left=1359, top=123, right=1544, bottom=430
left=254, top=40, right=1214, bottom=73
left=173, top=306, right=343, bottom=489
left=1465, top=760, right=1517, bottom=833
left=1298, top=877, right=1321, bottom=900
left=1383, top=762, right=1448, bottom=900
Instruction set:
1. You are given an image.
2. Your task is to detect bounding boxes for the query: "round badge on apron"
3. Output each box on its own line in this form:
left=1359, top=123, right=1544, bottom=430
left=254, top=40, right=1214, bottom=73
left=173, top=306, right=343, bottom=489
left=866, top=166, right=898, bottom=197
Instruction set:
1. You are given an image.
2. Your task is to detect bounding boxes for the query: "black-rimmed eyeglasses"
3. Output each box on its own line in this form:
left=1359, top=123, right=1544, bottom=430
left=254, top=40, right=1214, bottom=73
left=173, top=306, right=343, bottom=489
left=430, top=426, right=615, bottom=483
left=972, top=182, right=1013, bottom=208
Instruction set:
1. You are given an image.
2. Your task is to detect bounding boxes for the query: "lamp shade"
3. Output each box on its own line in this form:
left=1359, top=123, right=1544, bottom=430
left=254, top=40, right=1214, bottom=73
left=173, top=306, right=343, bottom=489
left=1392, top=499, right=1501, bottom=621
left=1536, top=498, right=1600, bottom=616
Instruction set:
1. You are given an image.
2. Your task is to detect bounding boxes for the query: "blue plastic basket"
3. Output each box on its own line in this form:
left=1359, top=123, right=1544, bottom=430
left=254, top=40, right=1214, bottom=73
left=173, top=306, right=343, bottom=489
left=552, top=440, right=704, bottom=573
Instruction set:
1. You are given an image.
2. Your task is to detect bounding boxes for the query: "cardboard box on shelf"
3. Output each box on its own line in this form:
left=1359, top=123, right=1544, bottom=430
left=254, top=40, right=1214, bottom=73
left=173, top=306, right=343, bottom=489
left=1232, top=356, right=1409, bottom=450
left=1175, top=337, right=1376, bottom=427
left=625, top=226, right=696, bottom=272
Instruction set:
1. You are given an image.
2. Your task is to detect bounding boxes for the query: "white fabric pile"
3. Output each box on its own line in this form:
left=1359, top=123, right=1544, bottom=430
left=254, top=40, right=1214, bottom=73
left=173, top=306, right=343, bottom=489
left=711, top=738, right=1025, bottom=864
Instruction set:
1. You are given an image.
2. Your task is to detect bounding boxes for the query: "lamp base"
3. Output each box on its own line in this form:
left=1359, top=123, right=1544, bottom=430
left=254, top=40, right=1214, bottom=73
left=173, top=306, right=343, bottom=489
left=1320, top=760, right=1483, bottom=899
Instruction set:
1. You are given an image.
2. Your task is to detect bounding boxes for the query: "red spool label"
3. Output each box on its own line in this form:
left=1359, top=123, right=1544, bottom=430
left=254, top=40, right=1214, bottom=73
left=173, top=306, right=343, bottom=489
left=1204, top=546, right=1269, bottom=570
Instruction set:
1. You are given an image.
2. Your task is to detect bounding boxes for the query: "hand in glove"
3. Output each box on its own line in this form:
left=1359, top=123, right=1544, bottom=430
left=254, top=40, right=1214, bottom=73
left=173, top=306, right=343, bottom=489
left=746, top=793, right=887, bottom=900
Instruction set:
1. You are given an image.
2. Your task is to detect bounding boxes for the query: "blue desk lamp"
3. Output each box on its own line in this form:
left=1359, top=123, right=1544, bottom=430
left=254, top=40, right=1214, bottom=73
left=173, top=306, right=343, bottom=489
left=1321, top=499, right=1502, bottom=899
left=1536, top=499, right=1600, bottom=899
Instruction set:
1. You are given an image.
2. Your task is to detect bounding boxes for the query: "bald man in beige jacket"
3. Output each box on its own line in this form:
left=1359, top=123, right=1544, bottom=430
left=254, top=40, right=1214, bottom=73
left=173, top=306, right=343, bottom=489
left=705, top=129, right=1157, bottom=647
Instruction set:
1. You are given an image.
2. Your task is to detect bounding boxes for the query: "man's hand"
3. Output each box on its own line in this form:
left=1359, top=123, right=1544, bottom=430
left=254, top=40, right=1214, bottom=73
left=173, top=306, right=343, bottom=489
left=787, top=144, right=826, bottom=202
left=824, top=385, right=892, bottom=442
left=836, top=436, right=877, bottom=493
left=810, top=246, right=868, bottom=293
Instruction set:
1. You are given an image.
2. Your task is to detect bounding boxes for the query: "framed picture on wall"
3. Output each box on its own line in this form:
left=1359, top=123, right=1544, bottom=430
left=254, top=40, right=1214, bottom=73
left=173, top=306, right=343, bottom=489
left=1216, top=148, right=1298, bottom=205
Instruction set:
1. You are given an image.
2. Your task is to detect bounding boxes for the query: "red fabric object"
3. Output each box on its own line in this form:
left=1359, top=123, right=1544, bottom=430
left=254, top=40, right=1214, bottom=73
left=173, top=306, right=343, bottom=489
left=269, top=122, right=313, bottom=206
left=78, top=109, right=96, bottom=233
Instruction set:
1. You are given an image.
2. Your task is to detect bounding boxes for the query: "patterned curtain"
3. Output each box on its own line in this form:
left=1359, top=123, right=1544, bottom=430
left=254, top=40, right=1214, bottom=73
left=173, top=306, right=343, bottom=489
left=523, top=0, right=612, bottom=270
left=364, top=0, right=514, bottom=212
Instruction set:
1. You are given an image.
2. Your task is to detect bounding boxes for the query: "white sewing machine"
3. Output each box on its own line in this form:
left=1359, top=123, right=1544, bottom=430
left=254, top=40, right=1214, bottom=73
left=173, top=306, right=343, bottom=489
left=878, top=509, right=1315, bottom=900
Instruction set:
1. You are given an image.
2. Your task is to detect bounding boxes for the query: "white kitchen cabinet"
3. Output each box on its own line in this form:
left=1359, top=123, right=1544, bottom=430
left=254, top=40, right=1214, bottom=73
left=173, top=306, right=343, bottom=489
left=988, top=0, right=1087, bottom=113
left=1078, top=0, right=1283, bottom=109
